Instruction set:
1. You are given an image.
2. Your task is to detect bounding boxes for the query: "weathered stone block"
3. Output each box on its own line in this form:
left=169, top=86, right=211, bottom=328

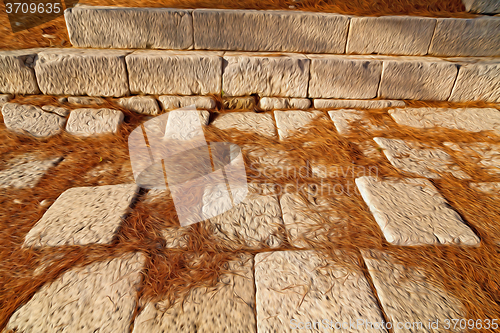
left=328, top=109, right=387, bottom=135
left=462, top=0, right=500, bottom=13
left=35, top=49, right=130, bottom=97
left=159, top=95, right=216, bottom=110
left=212, top=111, right=277, bottom=138
left=2, top=103, right=66, bottom=138
left=193, top=9, right=349, bottom=53
left=66, top=108, right=124, bottom=136
left=117, top=96, right=160, bottom=115
left=67, top=96, right=105, bottom=105
left=308, top=55, right=382, bottom=99
left=259, top=97, right=311, bottom=110
left=315, top=99, right=405, bottom=109
left=126, top=50, right=222, bottom=95
left=0, top=154, right=62, bottom=189
left=223, top=52, right=309, bottom=97
left=0, top=49, right=40, bottom=94
left=347, top=16, right=436, bottom=55
left=449, top=59, right=500, bottom=103
left=444, top=142, right=500, bottom=177
left=274, top=110, right=323, bottom=140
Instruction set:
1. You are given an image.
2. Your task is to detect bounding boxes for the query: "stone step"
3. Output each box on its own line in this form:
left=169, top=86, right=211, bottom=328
left=64, top=6, right=500, bottom=57
left=1, top=48, right=499, bottom=102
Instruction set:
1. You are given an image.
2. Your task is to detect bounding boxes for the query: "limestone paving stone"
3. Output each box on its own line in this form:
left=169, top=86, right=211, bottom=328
left=274, top=110, right=323, bottom=140
left=315, top=99, right=405, bottom=109
left=328, top=109, right=387, bottom=135
left=373, top=137, right=470, bottom=179
left=0, top=154, right=62, bottom=189
left=0, top=49, right=40, bottom=94
left=388, top=107, right=500, bottom=135
left=133, top=254, right=255, bottom=333
left=255, top=250, right=387, bottom=333
left=41, top=105, right=70, bottom=117
left=355, top=176, right=480, bottom=246
left=444, top=142, right=500, bottom=176
left=65, top=6, right=193, bottom=49
left=259, top=97, right=311, bottom=110
left=429, top=17, right=500, bottom=57
left=462, top=0, right=500, bottom=13
left=193, top=9, right=349, bottom=53
left=1, top=103, right=66, bottom=138
left=470, top=182, right=500, bottom=195
left=23, top=184, right=139, bottom=247
left=347, top=16, right=436, bottom=56
left=117, top=96, right=160, bottom=115
left=223, top=52, right=309, bottom=97
left=66, top=108, right=124, bottom=136
left=35, top=49, right=130, bottom=97
left=362, top=250, right=464, bottom=333
left=126, top=50, right=222, bottom=95
left=67, top=96, right=105, bottom=105
left=449, top=59, right=500, bottom=103
left=212, top=112, right=277, bottom=138
left=5, top=252, right=145, bottom=333
left=159, top=95, right=216, bottom=110
left=222, top=96, right=256, bottom=110
left=378, top=57, right=458, bottom=100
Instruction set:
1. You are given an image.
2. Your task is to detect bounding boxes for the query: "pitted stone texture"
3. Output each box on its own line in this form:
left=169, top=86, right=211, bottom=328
left=209, top=192, right=284, bottom=250
left=0, top=49, right=40, bottom=94
left=194, top=9, right=349, bottom=53
left=35, top=49, right=130, bottom=97
left=0, top=154, right=62, bottom=189
left=374, top=137, right=469, bottom=179
left=126, top=50, right=222, bottom=95
left=212, top=112, right=277, bottom=138
left=274, top=110, right=323, bottom=140
left=444, top=142, right=500, bottom=176
left=41, top=105, right=70, bottom=117
left=315, top=99, right=405, bottom=109
left=65, top=6, right=193, bottom=49
left=449, top=59, right=500, bottom=103
left=159, top=95, right=216, bottom=110
left=223, top=53, right=309, bottom=97
left=255, top=250, right=387, bottom=333
left=66, top=108, right=124, bottom=136
left=67, top=96, right=105, bottom=105
left=117, top=96, right=160, bottom=115
left=388, top=107, right=500, bottom=135
left=429, top=17, right=500, bottom=56
left=259, top=97, right=311, bottom=110
left=355, top=176, right=480, bottom=246
left=222, top=96, right=256, bottom=110
left=133, top=254, right=255, bottom=333
left=347, top=16, right=436, bottom=56
left=0, top=94, right=13, bottom=106
left=362, top=250, right=464, bottom=333
left=462, top=0, right=500, bottom=13
left=5, top=252, right=145, bottom=333
left=378, top=57, right=458, bottom=100
left=470, top=182, right=500, bottom=195
left=308, top=55, right=382, bottom=99
left=2, top=103, right=66, bottom=138
left=24, top=184, right=139, bottom=247
left=328, top=109, right=387, bottom=135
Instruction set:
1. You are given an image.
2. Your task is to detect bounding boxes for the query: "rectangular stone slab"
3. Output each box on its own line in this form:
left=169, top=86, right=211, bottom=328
left=449, top=59, right=500, bottom=103
left=355, top=176, right=480, bottom=246
left=0, top=49, right=41, bottom=94
left=193, top=9, right=349, bottom=53
left=211, top=111, right=278, bottom=139
left=158, top=95, right=216, bottom=110
left=315, top=99, right=405, bottom=109
left=274, top=110, right=323, bottom=140
left=2, top=103, right=66, bottom=138
left=117, top=96, right=160, bottom=115
left=444, top=142, right=500, bottom=177
left=65, top=6, right=193, bottom=49
left=35, top=48, right=130, bottom=97
left=66, top=108, right=124, bottom=136
left=223, top=52, right=309, bottom=97
left=5, top=252, right=145, bottom=333
left=308, top=55, right=382, bottom=99
left=259, top=97, right=311, bottom=110
left=255, top=250, right=387, bottom=333
left=328, top=109, right=387, bottom=135
left=126, top=50, right=222, bottom=95
left=0, top=153, right=62, bottom=189
left=462, top=0, right=500, bottom=13
left=347, top=16, right=436, bottom=56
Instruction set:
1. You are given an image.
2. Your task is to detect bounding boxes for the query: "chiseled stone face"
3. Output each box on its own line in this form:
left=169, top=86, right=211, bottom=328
left=23, top=184, right=139, bottom=247
left=117, top=96, right=160, bottom=115
left=449, top=60, right=500, bottom=103
left=0, top=49, right=40, bottom=94
left=66, top=108, right=124, bottom=136
left=315, top=99, right=405, bottom=109
left=355, top=176, right=480, bottom=246
left=255, top=250, right=387, bottom=333
left=159, top=95, right=216, bottom=110
left=212, top=111, right=277, bottom=139
left=1, top=103, right=66, bottom=138
left=259, top=97, right=311, bottom=110
left=5, top=252, right=145, bottom=333
left=0, top=154, right=62, bottom=189
left=274, top=110, right=323, bottom=140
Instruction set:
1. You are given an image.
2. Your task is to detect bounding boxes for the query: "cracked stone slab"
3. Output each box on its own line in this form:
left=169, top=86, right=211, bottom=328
left=449, top=59, right=500, bottom=103
left=374, top=137, right=470, bottom=179
left=0, top=49, right=40, bottom=94
left=193, top=9, right=349, bottom=53
left=259, top=97, right=311, bottom=110
left=462, top=0, right=500, bottom=13
left=126, top=50, right=222, bottom=95
left=23, top=184, right=139, bottom=247
left=66, top=108, right=124, bottom=136
left=255, top=250, right=387, bottom=333
left=212, top=112, right=277, bottom=138
left=470, top=182, right=500, bottom=195
left=222, top=96, right=256, bottom=110
left=347, top=16, right=436, bottom=56
left=223, top=52, right=309, bottom=97
left=388, top=107, right=500, bottom=135
left=444, top=142, right=500, bottom=176
left=362, top=250, right=464, bottom=333
left=274, top=110, right=323, bottom=140
left=315, top=99, right=405, bottom=109
left=35, top=48, right=130, bottom=97
left=159, top=95, right=216, bottom=110
left=328, top=109, right=387, bottom=135
left=41, top=105, right=70, bottom=117
left=65, top=6, right=193, bottom=49
left=117, top=96, right=160, bottom=115
left=67, top=96, right=105, bottom=105
left=5, top=252, right=145, bottom=333
left=0, top=154, right=62, bottom=189
left=378, top=57, right=458, bottom=100
left=429, top=17, right=500, bottom=56
left=2, top=103, right=66, bottom=138
left=308, top=55, right=382, bottom=99
left=133, top=254, right=255, bottom=333
left=355, top=176, right=480, bottom=246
